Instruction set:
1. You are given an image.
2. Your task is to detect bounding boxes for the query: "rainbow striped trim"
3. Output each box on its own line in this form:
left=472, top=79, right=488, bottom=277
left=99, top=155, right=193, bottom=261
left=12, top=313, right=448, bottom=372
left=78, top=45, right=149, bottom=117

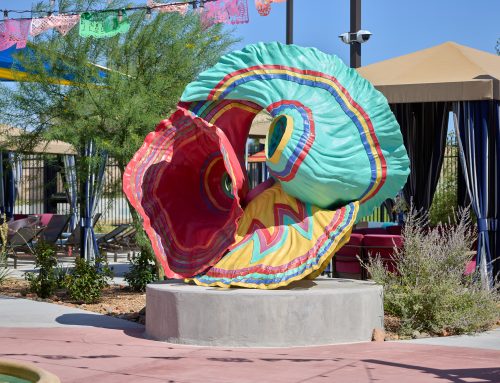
left=207, top=65, right=387, bottom=204
left=266, top=100, right=315, bottom=182
left=192, top=201, right=358, bottom=289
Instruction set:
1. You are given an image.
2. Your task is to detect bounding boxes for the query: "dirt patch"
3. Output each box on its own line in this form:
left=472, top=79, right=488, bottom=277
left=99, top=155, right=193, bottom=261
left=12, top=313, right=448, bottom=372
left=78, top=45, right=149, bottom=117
left=0, top=278, right=146, bottom=324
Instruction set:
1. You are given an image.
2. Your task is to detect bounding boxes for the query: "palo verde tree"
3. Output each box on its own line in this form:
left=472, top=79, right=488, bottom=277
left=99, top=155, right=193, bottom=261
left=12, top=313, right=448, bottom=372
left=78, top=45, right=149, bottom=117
left=0, top=0, right=236, bottom=278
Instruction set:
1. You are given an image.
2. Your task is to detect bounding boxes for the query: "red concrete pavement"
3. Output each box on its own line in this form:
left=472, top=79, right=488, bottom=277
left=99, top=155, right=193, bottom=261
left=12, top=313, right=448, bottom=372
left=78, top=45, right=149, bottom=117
left=1, top=327, right=499, bottom=383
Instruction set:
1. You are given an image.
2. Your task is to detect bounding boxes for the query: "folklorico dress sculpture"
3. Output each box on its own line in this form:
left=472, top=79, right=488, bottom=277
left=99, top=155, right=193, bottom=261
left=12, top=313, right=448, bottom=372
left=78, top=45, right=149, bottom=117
left=123, top=42, right=410, bottom=289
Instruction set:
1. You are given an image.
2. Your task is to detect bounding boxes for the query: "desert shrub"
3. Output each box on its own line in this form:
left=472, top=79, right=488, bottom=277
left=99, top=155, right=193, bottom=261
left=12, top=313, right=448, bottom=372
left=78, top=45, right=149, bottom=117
left=0, top=259, right=9, bottom=286
left=65, top=256, right=113, bottom=303
left=366, top=207, right=499, bottom=336
left=0, top=215, right=10, bottom=285
left=124, top=250, right=157, bottom=292
left=25, top=241, right=59, bottom=298
left=429, top=170, right=457, bottom=226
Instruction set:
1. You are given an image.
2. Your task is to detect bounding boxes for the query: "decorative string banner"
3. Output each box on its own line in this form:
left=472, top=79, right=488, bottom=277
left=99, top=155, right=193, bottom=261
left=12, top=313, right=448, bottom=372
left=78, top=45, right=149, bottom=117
left=201, top=0, right=249, bottom=27
left=30, top=14, right=81, bottom=36
left=0, top=19, right=31, bottom=50
left=0, top=0, right=251, bottom=51
left=147, top=0, right=190, bottom=14
left=255, top=0, right=286, bottom=16
left=79, top=10, right=130, bottom=38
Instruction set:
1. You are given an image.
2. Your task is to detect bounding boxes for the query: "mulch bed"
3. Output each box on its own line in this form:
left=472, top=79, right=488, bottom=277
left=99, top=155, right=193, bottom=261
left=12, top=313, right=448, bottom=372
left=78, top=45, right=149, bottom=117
left=1, top=278, right=146, bottom=325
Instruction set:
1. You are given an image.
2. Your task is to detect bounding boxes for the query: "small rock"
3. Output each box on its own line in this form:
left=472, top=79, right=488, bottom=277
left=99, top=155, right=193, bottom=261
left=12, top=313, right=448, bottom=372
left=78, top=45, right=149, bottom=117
left=419, top=332, right=430, bottom=339
left=26, top=293, right=36, bottom=298
left=440, top=329, right=450, bottom=337
left=372, top=328, right=385, bottom=342
left=411, top=330, right=421, bottom=339
left=105, top=306, right=114, bottom=314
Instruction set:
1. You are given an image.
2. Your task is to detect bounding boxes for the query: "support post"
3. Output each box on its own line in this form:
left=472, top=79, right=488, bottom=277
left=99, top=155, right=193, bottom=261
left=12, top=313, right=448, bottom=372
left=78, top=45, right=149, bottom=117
left=350, top=0, right=361, bottom=68
left=286, top=0, right=293, bottom=44
left=79, top=146, right=86, bottom=259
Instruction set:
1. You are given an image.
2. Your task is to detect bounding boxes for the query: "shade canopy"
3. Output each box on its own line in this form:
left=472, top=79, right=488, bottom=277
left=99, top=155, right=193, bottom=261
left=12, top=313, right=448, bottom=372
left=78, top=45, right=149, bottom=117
left=0, top=45, right=108, bottom=83
left=249, top=110, right=272, bottom=138
left=0, top=125, right=76, bottom=154
left=357, top=42, right=500, bottom=103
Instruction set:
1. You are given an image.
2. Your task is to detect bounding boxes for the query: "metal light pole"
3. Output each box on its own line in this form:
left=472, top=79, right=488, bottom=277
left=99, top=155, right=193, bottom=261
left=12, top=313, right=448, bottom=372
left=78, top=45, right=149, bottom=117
left=350, top=0, right=361, bottom=68
left=286, top=0, right=293, bottom=44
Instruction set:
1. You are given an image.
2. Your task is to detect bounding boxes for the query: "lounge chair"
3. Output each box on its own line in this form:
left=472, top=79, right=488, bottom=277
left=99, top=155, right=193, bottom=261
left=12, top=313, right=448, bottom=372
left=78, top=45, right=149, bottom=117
left=59, top=213, right=102, bottom=250
left=98, top=225, right=137, bottom=261
left=63, top=223, right=131, bottom=259
left=7, top=226, right=44, bottom=268
left=39, top=215, right=71, bottom=245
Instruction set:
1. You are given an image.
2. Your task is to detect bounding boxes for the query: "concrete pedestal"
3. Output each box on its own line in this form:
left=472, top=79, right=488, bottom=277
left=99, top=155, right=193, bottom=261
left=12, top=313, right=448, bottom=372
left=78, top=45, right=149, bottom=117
left=146, top=278, right=383, bottom=347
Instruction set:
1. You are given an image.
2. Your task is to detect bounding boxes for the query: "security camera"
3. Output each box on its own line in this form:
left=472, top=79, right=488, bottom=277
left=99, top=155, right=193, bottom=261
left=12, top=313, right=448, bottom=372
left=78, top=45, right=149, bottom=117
left=339, top=30, right=372, bottom=44
left=339, top=32, right=350, bottom=44
left=355, top=30, right=372, bottom=43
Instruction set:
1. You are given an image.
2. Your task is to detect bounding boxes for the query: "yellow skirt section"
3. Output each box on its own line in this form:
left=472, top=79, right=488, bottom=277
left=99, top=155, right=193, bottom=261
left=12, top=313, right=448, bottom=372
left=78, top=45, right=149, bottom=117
left=190, top=183, right=359, bottom=289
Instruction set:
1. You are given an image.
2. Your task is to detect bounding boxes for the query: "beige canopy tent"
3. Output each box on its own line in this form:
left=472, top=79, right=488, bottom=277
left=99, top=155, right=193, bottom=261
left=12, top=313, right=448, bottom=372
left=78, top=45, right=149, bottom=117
left=249, top=110, right=272, bottom=138
left=0, top=125, right=76, bottom=155
left=358, top=41, right=500, bottom=285
left=357, top=41, right=500, bottom=103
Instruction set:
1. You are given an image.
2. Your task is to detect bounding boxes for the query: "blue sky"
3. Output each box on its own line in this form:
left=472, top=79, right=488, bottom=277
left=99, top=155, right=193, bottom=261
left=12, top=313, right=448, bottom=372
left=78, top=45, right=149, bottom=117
left=4, top=0, right=499, bottom=66
left=231, top=0, right=499, bottom=64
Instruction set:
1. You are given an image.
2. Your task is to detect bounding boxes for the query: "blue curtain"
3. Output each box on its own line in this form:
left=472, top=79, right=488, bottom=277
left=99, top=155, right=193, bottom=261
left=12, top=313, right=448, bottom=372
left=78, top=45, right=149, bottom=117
left=81, top=140, right=108, bottom=262
left=0, top=151, right=19, bottom=220
left=391, top=102, right=450, bottom=214
left=63, top=155, right=78, bottom=231
left=454, top=100, right=499, bottom=287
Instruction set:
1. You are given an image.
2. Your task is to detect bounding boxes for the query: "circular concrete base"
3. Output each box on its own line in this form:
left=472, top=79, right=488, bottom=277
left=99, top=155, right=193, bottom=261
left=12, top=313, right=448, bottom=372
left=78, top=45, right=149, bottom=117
left=146, top=278, right=383, bottom=347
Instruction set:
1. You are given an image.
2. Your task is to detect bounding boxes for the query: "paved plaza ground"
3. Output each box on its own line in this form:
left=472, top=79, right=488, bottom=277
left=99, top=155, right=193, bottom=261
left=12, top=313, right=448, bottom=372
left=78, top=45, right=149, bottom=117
left=1, top=294, right=499, bottom=383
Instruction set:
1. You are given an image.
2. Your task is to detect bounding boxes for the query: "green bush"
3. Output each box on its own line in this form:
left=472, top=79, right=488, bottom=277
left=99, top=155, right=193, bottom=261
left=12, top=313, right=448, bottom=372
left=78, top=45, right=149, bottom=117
left=65, top=257, right=113, bottom=303
left=124, top=250, right=157, bottom=292
left=25, top=242, right=60, bottom=298
left=366, top=208, right=499, bottom=336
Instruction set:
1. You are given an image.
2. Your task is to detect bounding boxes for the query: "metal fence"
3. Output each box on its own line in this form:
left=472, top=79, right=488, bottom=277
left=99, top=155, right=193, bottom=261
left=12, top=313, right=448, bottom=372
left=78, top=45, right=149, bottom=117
left=12, top=135, right=460, bottom=226
left=14, top=155, right=132, bottom=226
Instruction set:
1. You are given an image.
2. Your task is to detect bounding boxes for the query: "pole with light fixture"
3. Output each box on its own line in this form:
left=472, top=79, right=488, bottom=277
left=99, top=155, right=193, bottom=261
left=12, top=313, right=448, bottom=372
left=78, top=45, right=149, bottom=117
left=286, top=0, right=293, bottom=44
left=339, top=0, right=372, bottom=68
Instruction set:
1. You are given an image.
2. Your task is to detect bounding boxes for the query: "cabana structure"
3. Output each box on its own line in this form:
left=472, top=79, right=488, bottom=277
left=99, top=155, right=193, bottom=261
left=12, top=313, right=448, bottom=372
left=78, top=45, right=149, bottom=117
left=0, top=124, right=77, bottom=223
left=0, top=45, right=108, bottom=261
left=358, top=41, right=500, bottom=285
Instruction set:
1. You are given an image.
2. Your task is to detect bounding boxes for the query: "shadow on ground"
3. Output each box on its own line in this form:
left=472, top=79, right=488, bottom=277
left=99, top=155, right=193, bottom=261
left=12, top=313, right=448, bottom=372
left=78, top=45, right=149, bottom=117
left=56, top=313, right=144, bottom=335
left=363, top=359, right=500, bottom=383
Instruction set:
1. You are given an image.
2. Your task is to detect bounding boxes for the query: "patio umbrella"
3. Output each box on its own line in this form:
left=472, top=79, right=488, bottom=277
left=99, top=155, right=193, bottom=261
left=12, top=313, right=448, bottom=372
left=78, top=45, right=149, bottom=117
left=0, top=45, right=108, bottom=83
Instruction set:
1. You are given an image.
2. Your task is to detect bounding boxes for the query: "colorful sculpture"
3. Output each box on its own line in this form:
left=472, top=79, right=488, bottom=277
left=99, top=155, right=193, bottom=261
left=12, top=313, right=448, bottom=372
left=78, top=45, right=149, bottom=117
left=124, top=42, right=410, bottom=289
